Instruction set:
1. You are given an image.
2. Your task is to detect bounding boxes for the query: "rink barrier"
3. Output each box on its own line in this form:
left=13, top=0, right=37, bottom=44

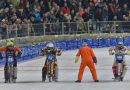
left=1, top=36, right=130, bottom=64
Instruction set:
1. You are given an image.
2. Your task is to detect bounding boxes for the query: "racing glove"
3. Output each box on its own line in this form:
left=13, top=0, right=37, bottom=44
left=75, top=56, right=79, bottom=63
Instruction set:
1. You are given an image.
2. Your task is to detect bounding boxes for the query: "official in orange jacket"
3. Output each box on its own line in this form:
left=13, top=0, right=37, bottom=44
left=75, top=42, right=99, bottom=82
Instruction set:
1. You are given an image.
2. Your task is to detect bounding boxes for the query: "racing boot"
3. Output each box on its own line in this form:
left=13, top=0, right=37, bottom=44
left=42, top=67, right=47, bottom=82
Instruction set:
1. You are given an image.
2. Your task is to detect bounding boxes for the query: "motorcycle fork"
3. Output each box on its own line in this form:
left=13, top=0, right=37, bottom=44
left=6, top=63, right=10, bottom=82
left=47, top=62, right=50, bottom=74
left=47, top=61, right=54, bottom=75
left=118, top=63, right=123, bottom=76
left=7, top=63, right=13, bottom=83
left=51, top=61, right=54, bottom=75
left=10, top=64, right=13, bottom=82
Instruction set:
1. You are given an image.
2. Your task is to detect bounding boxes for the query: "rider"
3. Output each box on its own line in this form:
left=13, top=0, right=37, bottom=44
left=41, top=42, right=61, bottom=82
left=109, top=42, right=128, bottom=81
left=0, top=40, right=22, bottom=83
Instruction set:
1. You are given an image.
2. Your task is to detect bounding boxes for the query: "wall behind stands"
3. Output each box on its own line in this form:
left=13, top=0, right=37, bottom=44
left=0, top=36, right=130, bottom=64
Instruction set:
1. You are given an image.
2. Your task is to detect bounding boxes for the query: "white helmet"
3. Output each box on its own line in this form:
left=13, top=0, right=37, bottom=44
left=117, top=42, right=124, bottom=49
left=117, top=42, right=123, bottom=46
left=46, top=42, right=54, bottom=48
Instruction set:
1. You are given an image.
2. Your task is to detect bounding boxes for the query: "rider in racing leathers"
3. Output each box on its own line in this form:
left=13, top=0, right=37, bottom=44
left=0, top=40, right=22, bottom=83
left=41, top=42, right=61, bottom=82
left=109, top=42, right=128, bottom=81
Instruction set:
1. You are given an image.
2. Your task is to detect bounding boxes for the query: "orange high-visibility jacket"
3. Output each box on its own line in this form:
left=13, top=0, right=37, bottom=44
left=0, top=46, right=21, bottom=51
left=76, top=45, right=96, bottom=63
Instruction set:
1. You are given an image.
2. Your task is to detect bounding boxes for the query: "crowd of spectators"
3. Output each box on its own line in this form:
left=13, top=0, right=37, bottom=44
left=0, top=0, right=130, bottom=25
left=0, top=0, right=130, bottom=38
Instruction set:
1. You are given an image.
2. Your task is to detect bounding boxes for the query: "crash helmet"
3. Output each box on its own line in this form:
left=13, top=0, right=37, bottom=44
left=46, top=42, right=54, bottom=49
left=6, top=40, right=14, bottom=50
left=116, top=42, right=124, bottom=50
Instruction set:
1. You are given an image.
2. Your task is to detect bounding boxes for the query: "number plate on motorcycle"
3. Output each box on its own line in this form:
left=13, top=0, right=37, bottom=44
left=116, top=54, right=124, bottom=61
left=47, top=55, right=54, bottom=61
left=8, top=57, right=14, bottom=63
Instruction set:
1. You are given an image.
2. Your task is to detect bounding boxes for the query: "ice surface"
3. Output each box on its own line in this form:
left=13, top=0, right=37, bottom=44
left=0, top=48, right=130, bottom=90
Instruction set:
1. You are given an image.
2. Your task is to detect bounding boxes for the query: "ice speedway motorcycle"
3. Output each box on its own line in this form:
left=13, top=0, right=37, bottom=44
left=46, top=53, right=57, bottom=82
left=112, top=51, right=127, bottom=81
left=5, top=56, right=16, bottom=83
left=4, top=51, right=21, bottom=83
left=42, top=48, right=61, bottom=82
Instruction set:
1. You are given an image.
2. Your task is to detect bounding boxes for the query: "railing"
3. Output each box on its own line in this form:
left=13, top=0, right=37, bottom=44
left=0, top=21, right=130, bottom=39
left=1, top=35, right=130, bottom=65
